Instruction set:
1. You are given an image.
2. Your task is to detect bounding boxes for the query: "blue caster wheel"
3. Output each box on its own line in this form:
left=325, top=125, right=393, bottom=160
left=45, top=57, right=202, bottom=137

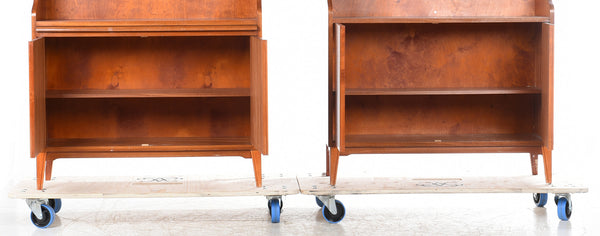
left=30, top=204, right=55, bottom=229
left=268, top=199, right=282, bottom=223
left=48, top=199, right=62, bottom=213
left=322, top=200, right=345, bottom=224
left=533, top=193, right=548, bottom=207
left=316, top=197, right=324, bottom=208
left=557, top=197, right=572, bottom=221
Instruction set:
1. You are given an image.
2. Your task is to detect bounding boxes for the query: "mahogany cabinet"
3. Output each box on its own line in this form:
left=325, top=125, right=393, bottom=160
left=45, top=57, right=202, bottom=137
left=326, top=0, right=555, bottom=185
left=29, top=0, right=268, bottom=189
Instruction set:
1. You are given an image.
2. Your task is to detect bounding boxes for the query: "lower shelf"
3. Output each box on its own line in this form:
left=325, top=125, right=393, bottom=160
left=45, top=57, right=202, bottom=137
left=345, top=134, right=543, bottom=148
left=47, top=137, right=252, bottom=152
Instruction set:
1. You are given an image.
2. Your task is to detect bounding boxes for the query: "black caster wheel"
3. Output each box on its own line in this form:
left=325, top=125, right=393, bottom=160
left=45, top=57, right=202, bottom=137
left=533, top=193, right=548, bottom=207
left=30, top=204, right=55, bottom=229
left=322, top=200, right=345, bottom=224
left=48, top=199, right=62, bottom=213
left=268, top=198, right=283, bottom=223
left=557, top=197, right=572, bottom=221
left=316, top=197, right=324, bottom=208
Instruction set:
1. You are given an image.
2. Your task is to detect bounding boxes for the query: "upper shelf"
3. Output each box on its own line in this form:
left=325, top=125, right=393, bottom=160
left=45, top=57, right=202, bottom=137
left=35, top=19, right=259, bottom=37
left=345, top=88, right=541, bottom=96
left=328, top=0, right=554, bottom=24
left=333, top=16, right=551, bottom=24
left=32, top=0, right=263, bottom=37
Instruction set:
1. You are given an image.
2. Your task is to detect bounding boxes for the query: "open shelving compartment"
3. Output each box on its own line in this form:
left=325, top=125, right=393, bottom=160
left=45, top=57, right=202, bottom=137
left=326, top=0, right=555, bottom=185
left=29, top=0, right=268, bottom=189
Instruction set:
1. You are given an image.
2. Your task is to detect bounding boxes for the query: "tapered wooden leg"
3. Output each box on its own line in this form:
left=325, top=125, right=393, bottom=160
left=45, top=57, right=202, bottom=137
left=325, top=145, right=330, bottom=176
left=251, top=150, right=262, bottom=187
left=542, top=147, right=552, bottom=184
left=530, top=153, right=538, bottom=175
left=45, top=158, right=54, bottom=181
left=36, top=152, right=46, bottom=190
left=329, top=147, right=340, bottom=186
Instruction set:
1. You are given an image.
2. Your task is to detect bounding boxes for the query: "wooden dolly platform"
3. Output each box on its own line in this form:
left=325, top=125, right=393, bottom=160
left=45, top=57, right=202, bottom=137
left=298, top=174, right=588, bottom=223
left=9, top=175, right=298, bottom=228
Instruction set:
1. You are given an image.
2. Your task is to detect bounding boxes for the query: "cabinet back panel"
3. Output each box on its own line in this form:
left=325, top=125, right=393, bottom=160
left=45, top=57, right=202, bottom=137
left=39, top=0, right=257, bottom=20
left=331, top=0, right=536, bottom=17
left=46, top=37, right=250, bottom=90
left=345, top=23, right=538, bottom=89
left=46, top=97, right=250, bottom=139
left=345, top=95, right=538, bottom=136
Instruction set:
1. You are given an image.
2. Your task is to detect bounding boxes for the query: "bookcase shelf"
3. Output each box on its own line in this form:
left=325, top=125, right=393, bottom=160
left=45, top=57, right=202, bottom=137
left=29, top=0, right=268, bottom=189
left=326, top=0, right=555, bottom=185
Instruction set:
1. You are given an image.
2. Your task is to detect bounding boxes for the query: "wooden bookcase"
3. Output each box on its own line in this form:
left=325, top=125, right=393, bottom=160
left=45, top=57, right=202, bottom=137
left=326, top=0, right=554, bottom=185
left=29, top=0, right=268, bottom=189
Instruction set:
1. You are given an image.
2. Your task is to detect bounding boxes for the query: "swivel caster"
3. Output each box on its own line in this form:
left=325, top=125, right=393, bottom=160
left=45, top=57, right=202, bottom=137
left=317, top=196, right=345, bottom=223
left=322, top=200, right=345, bottom=224
left=48, top=199, right=62, bottom=213
left=29, top=204, right=55, bottom=228
left=555, top=194, right=572, bottom=221
left=533, top=193, right=548, bottom=207
left=267, top=197, right=283, bottom=223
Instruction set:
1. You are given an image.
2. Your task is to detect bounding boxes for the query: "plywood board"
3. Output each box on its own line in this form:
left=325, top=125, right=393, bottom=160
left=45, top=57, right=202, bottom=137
left=9, top=175, right=298, bottom=199
left=298, top=174, right=587, bottom=195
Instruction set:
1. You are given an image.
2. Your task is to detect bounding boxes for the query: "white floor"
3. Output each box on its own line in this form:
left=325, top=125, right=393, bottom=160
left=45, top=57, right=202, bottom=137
left=2, top=155, right=599, bottom=236
left=1, top=192, right=599, bottom=235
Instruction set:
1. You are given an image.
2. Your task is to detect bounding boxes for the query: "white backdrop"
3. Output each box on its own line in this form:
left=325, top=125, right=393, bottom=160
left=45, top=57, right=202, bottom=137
left=1, top=0, right=599, bottom=209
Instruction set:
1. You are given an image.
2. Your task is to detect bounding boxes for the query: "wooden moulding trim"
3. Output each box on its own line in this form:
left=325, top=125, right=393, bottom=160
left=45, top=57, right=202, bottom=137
left=37, top=31, right=258, bottom=37
left=36, top=25, right=258, bottom=33
left=47, top=151, right=253, bottom=159
left=535, top=0, right=555, bottom=24
left=333, top=16, right=551, bottom=24
left=31, top=0, right=39, bottom=39
left=345, top=134, right=543, bottom=148
left=36, top=25, right=257, bottom=32
left=342, top=146, right=541, bottom=155
left=46, top=145, right=254, bottom=153
left=36, top=19, right=258, bottom=27
left=257, top=0, right=263, bottom=37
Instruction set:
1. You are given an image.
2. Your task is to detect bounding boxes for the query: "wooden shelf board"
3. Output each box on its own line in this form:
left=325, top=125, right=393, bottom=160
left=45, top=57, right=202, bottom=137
left=345, top=88, right=541, bottom=96
left=47, top=137, right=252, bottom=152
left=36, top=19, right=258, bottom=34
left=37, top=19, right=258, bottom=27
left=37, top=31, right=258, bottom=37
left=333, top=16, right=551, bottom=24
left=345, top=134, right=543, bottom=148
left=46, top=88, right=251, bottom=99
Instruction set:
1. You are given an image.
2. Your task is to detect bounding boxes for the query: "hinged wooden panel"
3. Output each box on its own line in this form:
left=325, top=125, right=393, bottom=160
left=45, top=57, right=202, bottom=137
left=335, top=23, right=346, bottom=151
left=251, top=36, right=268, bottom=155
left=29, top=38, right=46, bottom=158
left=540, top=23, right=554, bottom=149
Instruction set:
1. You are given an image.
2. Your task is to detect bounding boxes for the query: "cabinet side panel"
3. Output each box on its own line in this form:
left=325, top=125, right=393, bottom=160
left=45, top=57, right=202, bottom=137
left=250, top=37, right=268, bottom=154
left=40, top=0, right=257, bottom=20
left=331, top=0, right=536, bottom=17
left=29, top=38, right=46, bottom=157
left=336, top=24, right=346, bottom=151
left=539, top=23, right=554, bottom=149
